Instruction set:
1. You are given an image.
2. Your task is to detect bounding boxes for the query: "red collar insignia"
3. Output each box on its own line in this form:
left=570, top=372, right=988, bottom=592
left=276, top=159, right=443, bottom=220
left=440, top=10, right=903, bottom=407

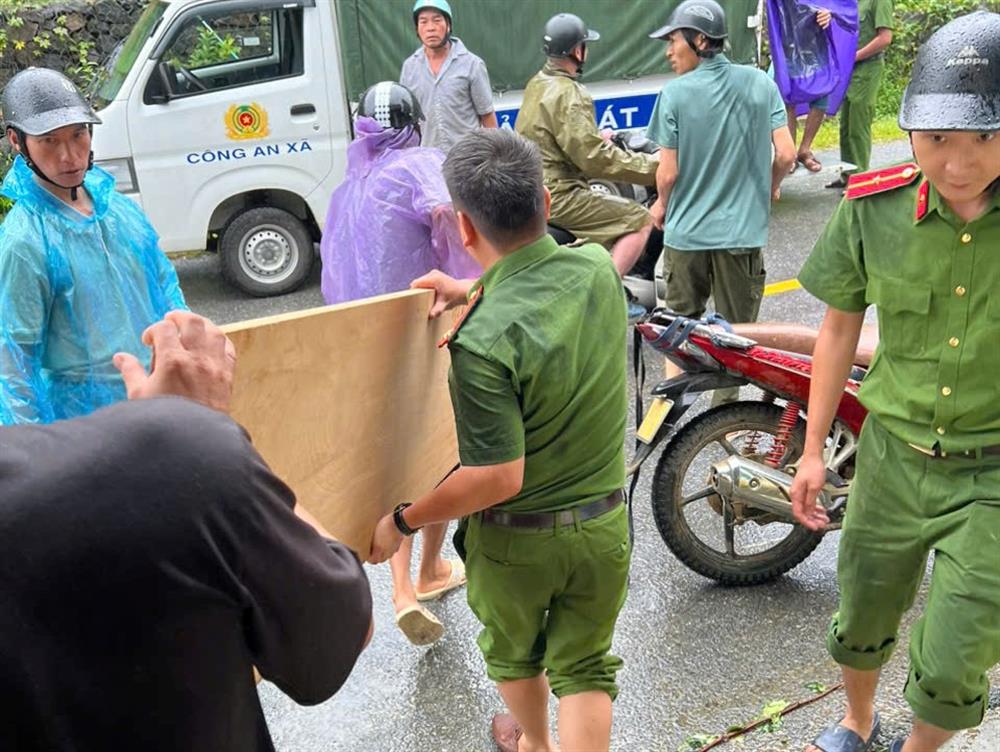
left=437, top=285, right=483, bottom=348
left=914, top=180, right=930, bottom=221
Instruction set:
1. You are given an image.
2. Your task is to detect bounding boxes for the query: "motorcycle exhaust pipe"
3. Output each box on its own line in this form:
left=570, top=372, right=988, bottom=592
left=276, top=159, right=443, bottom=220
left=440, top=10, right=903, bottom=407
left=709, top=455, right=843, bottom=521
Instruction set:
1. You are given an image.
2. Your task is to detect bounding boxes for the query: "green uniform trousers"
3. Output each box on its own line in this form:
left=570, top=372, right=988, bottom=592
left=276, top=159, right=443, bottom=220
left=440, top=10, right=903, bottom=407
left=664, top=246, right=766, bottom=404
left=840, top=59, right=885, bottom=176
left=829, top=417, right=1000, bottom=731
left=464, top=503, right=631, bottom=699
left=548, top=183, right=651, bottom=250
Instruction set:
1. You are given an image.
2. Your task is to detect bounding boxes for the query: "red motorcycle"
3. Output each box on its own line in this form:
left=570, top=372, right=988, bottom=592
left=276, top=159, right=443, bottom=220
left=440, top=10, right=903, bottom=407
left=628, top=310, right=877, bottom=585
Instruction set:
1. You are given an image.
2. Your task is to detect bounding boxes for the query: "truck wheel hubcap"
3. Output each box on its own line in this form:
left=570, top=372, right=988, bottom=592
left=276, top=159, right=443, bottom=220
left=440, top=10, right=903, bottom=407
left=239, top=225, right=298, bottom=284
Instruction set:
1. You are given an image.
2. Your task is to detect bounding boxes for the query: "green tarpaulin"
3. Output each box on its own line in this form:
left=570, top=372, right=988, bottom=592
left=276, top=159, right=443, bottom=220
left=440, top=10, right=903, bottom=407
left=336, top=0, right=762, bottom=98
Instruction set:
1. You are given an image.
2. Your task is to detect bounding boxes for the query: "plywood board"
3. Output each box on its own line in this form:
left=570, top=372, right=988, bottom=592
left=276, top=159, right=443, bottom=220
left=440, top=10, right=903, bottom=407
left=222, top=290, right=460, bottom=556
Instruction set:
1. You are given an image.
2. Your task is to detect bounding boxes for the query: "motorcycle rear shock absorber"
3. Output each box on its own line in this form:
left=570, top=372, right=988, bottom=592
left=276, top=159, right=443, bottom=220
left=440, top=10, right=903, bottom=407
left=765, top=402, right=802, bottom=467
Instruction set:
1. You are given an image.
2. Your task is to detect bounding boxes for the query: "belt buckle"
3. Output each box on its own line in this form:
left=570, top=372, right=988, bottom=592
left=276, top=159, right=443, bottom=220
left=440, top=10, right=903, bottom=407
left=907, top=442, right=941, bottom=458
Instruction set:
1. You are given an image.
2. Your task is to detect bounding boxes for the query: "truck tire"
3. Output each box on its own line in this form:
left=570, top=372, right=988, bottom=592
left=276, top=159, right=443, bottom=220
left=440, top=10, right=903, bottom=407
left=651, top=402, right=823, bottom=586
left=219, top=207, right=314, bottom=297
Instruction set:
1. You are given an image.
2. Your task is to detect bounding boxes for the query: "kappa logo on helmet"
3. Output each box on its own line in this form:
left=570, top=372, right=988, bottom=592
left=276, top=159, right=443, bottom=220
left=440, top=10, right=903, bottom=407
left=946, top=46, right=989, bottom=67
left=687, top=5, right=716, bottom=22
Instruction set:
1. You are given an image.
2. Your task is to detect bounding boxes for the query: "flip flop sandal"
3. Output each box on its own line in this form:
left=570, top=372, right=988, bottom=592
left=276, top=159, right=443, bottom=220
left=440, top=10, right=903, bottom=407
left=789, top=159, right=800, bottom=174
left=415, top=558, right=467, bottom=602
left=395, top=604, right=444, bottom=645
left=811, top=712, right=881, bottom=752
left=798, top=151, right=823, bottom=172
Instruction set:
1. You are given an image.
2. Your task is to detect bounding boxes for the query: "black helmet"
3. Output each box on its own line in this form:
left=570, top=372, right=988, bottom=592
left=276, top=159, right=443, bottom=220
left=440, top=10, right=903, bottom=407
left=899, top=11, right=1000, bottom=131
left=1, top=67, right=101, bottom=136
left=649, top=0, right=728, bottom=41
left=542, top=13, right=600, bottom=58
left=357, top=81, right=423, bottom=130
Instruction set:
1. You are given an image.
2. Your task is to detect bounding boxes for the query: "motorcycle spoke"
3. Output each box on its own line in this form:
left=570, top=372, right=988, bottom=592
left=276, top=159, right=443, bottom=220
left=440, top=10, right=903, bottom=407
left=715, top=437, right=739, bottom=456
left=680, top=486, right=715, bottom=507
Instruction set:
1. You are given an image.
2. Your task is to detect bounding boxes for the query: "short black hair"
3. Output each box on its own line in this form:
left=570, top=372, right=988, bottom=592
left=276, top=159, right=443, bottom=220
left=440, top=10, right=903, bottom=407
left=442, top=129, right=547, bottom=250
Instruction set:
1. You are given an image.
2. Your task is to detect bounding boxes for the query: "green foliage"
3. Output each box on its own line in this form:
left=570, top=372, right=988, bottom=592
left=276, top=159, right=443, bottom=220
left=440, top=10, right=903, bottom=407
left=758, top=698, right=791, bottom=733
left=183, top=25, right=239, bottom=69
left=0, top=148, right=13, bottom=222
left=0, top=6, right=103, bottom=90
left=879, top=0, right=1000, bottom=118
left=678, top=732, right=720, bottom=751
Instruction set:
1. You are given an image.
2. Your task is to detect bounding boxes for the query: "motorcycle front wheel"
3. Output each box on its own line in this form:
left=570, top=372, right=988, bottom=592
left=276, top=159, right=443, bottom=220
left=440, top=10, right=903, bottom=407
left=651, top=401, right=823, bottom=586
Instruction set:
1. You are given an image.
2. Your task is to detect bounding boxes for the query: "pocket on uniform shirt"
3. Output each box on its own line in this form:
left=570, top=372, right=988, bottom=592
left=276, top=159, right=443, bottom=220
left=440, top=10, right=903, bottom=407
left=865, top=277, right=931, bottom=357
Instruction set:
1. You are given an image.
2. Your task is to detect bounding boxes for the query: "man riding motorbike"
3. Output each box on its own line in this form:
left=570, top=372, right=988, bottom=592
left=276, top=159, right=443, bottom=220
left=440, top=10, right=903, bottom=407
left=516, top=13, right=659, bottom=317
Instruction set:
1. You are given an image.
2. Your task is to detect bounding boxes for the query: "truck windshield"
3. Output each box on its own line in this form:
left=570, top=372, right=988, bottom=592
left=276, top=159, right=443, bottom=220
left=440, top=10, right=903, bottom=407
left=90, top=1, right=168, bottom=110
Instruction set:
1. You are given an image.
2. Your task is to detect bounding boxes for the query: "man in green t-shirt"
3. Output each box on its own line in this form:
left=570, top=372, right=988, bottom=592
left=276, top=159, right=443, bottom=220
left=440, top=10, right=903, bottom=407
left=645, top=0, right=795, bottom=403
left=368, top=129, right=631, bottom=752
left=792, top=12, right=1000, bottom=752
left=827, top=0, right=894, bottom=188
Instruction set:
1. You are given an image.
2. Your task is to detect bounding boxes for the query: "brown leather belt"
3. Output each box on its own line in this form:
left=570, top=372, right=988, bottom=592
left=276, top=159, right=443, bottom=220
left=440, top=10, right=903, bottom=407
left=480, top=490, right=624, bottom=529
left=907, top=442, right=1000, bottom=459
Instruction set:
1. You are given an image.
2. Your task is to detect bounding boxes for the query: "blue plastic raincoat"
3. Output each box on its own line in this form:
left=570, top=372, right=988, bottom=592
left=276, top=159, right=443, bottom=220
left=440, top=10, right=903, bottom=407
left=0, top=157, right=187, bottom=425
left=320, top=117, right=481, bottom=305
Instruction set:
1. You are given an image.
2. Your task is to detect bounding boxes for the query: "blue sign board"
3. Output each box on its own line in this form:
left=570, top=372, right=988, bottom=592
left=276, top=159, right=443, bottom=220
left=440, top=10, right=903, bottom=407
left=496, top=92, right=661, bottom=132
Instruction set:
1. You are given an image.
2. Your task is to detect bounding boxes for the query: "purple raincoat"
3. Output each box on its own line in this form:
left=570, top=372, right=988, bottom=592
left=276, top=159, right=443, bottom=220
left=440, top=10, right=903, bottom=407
left=320, top=117, right=481, bottom=305
left=767, top=0, right=859, bottom=115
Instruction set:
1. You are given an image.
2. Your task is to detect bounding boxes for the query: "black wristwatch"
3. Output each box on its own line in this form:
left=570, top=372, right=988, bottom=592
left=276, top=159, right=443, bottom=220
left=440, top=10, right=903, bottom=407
left=392, top=502, right=421, bottom=536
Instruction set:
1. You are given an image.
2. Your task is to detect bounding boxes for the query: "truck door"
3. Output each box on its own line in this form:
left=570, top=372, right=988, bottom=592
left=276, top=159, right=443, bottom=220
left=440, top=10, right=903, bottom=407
left=126, top=0, right=333, bottom=293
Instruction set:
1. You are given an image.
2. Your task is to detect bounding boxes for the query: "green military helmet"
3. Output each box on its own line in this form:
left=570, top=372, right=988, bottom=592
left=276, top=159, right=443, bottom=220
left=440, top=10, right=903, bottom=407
left=357, top=81, right=423, bottom=130
left=649, top=0, right=728, bottom=41
left=2, top=67, right=101, bottom=136
left=412, top=0, right=452, bottom=27
left=542, top=13, right=600, bottom=58
left=898, top=10, right=1000, bottom=132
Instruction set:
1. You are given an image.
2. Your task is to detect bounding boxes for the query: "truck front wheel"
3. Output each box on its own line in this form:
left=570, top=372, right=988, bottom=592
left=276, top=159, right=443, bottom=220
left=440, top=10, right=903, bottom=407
left=219, top=207, right=314, bottom=296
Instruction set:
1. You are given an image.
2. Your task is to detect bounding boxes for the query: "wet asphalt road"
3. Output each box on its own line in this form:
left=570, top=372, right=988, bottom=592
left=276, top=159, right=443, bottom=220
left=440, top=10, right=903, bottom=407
left=174, top=141, right=998, bottom=752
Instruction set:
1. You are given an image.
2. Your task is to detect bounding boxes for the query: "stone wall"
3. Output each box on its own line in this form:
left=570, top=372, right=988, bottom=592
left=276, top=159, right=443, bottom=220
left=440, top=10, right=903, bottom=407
left=0, top=0, right=147, bottom=95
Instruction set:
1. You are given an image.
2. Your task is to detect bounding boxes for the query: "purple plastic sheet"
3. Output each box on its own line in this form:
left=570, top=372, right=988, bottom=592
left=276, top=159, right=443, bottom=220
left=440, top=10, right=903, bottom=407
left=767, top=0, right=859, bottom=115
left=320, top=117, right=480, bottom=306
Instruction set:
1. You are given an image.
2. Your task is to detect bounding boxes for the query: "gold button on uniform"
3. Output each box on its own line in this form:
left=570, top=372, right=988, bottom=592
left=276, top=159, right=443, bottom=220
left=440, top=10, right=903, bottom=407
left=955, top=286, right=967, bottom=297
left=949, top=337, right=960, bottom=347
left=941, top=386, right=952, bottom=396
left=937, top=426, right=947, bottom=435
left=961, top=232, right=973, bottom=244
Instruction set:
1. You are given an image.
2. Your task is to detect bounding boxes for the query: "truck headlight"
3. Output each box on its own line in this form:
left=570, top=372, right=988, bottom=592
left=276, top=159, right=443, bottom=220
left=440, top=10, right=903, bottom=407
left=95, top=158, right=138, bottom=194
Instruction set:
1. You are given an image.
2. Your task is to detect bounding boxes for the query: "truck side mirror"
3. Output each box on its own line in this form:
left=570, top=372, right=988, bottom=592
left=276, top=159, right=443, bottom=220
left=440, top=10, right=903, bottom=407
left=145, top=61, right=174, bottom=105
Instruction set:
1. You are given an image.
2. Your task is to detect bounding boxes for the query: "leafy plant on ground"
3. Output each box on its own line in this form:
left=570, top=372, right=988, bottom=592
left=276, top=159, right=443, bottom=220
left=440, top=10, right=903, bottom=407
left=678, top=732, right=721, bottom=751
left=759, top=698, right=791, bottom=733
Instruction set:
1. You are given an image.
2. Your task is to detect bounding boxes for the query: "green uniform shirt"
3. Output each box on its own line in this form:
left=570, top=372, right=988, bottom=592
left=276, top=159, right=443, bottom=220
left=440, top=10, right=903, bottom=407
left=858, top=0, right=895, bottom=52
left=645, top=55, right=787, bottom=250
left=515, top=61, right=658, bottom=191
left=447, top=234, right=627, bottom=513
left=799, top=175, right=1000, bottom=452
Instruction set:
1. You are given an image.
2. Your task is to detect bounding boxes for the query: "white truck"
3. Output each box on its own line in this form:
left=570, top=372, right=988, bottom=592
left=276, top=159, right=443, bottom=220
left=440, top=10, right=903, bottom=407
left=88, top=0, right=761, bottom=296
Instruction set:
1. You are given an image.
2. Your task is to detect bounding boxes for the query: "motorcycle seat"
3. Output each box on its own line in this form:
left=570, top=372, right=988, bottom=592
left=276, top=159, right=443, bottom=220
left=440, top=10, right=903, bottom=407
left=547, top=224, right=577, bottom=245
left=729, top=322, right=878, bottom=368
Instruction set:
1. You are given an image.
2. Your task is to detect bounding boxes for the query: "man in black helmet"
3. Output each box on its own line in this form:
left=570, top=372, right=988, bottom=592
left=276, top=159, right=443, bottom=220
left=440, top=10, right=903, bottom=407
left=0, top=67, right=187, bottom=425
left=646, top=0, right=796, bottom=404
left=792, top=11, right=1000, bottom=752
left=319, top=80, right=479, bottom=647
left=516, top=13, right=659, bottom=293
